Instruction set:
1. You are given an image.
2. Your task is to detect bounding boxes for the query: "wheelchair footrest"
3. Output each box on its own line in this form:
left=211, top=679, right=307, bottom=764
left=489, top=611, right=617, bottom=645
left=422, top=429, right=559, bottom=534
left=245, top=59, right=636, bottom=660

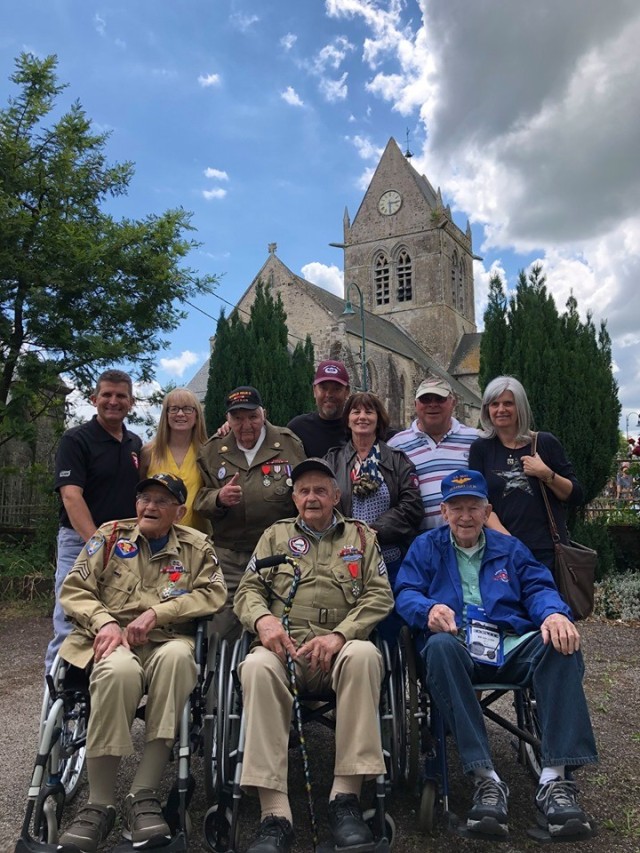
left=14, top=841, right=59, bottom=853
left=316, top=839, right=390, bottom=853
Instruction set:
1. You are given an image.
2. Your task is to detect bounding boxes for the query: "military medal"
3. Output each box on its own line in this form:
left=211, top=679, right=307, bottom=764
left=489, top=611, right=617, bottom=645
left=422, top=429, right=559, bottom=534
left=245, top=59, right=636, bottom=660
left=218, top=466, right=226, bottom=479
left=347, top=561, right=362, bottom=598
left=262, top=463, right=272, bottom=487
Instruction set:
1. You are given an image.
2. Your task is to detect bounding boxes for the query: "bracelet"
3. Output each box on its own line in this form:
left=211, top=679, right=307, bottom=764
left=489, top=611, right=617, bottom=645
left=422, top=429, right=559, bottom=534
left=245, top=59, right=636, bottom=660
left=544, top=471, right=556, bottom=483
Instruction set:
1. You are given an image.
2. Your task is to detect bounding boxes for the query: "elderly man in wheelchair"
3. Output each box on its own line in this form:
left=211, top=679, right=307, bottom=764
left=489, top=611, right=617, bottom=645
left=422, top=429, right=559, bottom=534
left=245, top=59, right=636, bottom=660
left=232, top=457, right=394, bottom=853
left=394, top=469, right=597, bottom=841
left=55, top=473, right=226, bottom=852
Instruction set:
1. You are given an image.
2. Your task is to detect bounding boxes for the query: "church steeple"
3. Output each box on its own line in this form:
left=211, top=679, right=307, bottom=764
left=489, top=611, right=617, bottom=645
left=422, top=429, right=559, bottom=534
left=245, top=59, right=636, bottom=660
left=342, top=137, right=476, bottom=368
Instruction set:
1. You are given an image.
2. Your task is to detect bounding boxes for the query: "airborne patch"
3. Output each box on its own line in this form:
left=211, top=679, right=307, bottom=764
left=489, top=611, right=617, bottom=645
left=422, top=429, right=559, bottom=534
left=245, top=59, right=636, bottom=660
left=114, top=539, right=138, bottom=558
left=288, top=536, right=310, bottom=556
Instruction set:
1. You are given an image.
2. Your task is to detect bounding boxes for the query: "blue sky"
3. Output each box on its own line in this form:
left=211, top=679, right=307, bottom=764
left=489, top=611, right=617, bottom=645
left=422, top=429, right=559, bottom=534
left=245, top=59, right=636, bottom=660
left=3, top=1, right=640, bottom=433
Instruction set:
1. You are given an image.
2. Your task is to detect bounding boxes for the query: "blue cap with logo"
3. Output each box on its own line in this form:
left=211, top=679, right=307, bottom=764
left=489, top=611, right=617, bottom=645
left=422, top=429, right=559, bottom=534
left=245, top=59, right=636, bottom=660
left=441, top=469, right=488, bottom=502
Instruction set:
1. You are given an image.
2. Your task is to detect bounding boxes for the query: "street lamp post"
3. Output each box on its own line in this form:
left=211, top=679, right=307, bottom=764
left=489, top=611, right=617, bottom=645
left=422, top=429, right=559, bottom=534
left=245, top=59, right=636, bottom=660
left=340, top=282, right=368, bottom=391
left=626, top=411, right=640, bottom=440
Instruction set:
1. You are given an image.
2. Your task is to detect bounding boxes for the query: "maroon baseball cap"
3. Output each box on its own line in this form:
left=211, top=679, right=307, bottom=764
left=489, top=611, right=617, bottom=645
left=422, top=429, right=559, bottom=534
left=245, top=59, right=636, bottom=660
left=313, top=360, right=350, bottom=387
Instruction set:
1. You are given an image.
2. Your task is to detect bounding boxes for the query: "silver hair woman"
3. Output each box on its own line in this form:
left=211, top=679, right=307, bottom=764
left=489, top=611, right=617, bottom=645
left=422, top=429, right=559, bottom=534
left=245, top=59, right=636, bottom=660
left=468, top=375, right=584, bottom=572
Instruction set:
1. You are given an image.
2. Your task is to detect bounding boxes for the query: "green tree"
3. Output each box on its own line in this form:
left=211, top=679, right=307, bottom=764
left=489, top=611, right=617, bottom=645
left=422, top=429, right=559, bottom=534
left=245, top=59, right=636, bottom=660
left=204, top=282, right=315, bottom=430
left=479, top=264, right=620, bottom=504
left=0, top=53, right=217, bottom=445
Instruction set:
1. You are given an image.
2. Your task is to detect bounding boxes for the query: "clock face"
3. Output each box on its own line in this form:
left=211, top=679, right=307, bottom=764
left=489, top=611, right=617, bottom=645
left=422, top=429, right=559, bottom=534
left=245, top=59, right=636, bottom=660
left=378, top=190, right=402, bottom=216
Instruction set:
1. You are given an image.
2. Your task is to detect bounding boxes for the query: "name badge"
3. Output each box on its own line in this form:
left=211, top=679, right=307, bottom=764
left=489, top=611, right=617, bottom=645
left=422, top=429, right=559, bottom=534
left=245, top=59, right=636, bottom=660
left=465, top=604, right=504, bottom=666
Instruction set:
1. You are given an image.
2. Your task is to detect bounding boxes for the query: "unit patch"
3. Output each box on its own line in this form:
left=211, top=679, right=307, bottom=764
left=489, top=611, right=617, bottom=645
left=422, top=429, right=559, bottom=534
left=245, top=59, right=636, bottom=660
left=288, top=536, right=310, bottom=556
left=114, top=539, right=138, bottom=558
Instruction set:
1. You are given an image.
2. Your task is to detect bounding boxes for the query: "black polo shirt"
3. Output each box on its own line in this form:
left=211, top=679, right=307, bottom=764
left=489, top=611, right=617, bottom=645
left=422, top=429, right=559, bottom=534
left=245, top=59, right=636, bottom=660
left=54, top=415, right=142, bottom=529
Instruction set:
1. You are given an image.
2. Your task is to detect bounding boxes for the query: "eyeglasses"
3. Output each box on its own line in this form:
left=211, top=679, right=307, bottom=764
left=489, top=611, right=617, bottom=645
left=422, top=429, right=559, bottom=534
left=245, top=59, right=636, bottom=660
left=136, top=494, right=179, bottom=508
left=168, top=405, right=196, bottom=415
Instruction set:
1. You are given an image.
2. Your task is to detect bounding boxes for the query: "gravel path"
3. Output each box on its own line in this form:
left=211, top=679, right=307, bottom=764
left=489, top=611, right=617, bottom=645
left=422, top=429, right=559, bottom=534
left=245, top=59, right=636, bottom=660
left=1, top=611, right=639, bottom=852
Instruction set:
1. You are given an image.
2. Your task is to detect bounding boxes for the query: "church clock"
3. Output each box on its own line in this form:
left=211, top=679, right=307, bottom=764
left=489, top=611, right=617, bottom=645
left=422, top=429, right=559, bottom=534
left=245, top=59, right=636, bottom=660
left=378, top=189, right=402, bottom=216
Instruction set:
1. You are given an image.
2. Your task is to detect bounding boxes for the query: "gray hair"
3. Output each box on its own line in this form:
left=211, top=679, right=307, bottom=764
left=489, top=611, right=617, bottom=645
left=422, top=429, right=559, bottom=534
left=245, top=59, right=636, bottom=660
left=479, top=376, right=533, bottom=441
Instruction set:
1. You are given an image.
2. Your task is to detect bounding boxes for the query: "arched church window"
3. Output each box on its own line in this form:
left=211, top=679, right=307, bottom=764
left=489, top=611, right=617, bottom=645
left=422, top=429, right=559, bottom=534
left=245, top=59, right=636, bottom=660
left=451, top=250, right=459, bottom=305
left=396, top=249, right=412, bottom=302
left=374, top=253, right=390, bottom=305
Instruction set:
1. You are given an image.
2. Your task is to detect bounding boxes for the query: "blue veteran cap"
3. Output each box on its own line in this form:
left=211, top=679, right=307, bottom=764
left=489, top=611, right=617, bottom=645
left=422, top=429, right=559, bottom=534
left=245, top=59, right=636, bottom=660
left=441, top=469, right=488, bottom=502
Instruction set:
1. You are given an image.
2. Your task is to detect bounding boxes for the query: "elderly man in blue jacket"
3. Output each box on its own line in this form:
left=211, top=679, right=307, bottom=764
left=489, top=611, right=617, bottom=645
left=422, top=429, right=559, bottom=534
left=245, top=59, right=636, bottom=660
left=394, top=469, right=597, bottom=841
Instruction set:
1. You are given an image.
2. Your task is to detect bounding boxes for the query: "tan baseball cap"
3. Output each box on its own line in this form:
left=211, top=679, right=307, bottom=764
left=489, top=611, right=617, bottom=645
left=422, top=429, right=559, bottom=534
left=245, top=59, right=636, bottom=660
left=415, top=378, right=453, bottom=399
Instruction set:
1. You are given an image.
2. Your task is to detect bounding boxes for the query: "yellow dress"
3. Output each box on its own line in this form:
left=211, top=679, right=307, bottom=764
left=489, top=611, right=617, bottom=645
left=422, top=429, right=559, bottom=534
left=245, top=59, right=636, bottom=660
left=148, top=444, right=209, bottom=532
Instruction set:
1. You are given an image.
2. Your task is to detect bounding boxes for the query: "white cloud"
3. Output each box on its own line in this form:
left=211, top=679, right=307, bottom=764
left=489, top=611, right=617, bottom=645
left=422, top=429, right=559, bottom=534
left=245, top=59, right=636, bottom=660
left=319, top=71, right=349, bottom=102
left=94, top=13, right=106, bottom=37
left=160, top=351, right=200, bottom=378
left=301, top=262, right=344, bottom=296
left=204, top=167, right=229, bottom=181
left=473, top=258, right=507, bottom=332
left=202, top=188, right=227, bottom=200
left=230, top=12, right=259, bottom=32
left=198, top=72, right=221, bottom=88
left=281, top=33, right=297, bottom=51
left=347, top=134, right=384, bottom=162
left=314, top=36, right=355, bottom=73
left=281, top=86, right=304, bottom=107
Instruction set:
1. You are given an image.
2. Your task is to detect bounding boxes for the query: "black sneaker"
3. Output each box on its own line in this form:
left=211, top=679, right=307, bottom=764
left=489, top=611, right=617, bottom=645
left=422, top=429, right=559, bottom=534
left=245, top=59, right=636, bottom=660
left=122, top=789, right=171, bottom=847
left=327, top=793, right=374, bottom=851
left=535, top=777, right=591, bottom=837
left=58, top=803, right=116, bottom=852
left=466, top=778, right=509, bottom=837
left=246, top=815, right=294, bottom=853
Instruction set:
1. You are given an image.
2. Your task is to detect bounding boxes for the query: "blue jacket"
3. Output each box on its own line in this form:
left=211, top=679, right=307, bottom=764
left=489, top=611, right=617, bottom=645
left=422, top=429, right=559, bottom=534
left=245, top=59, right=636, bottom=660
left=394, top=526, right=571, bottom=649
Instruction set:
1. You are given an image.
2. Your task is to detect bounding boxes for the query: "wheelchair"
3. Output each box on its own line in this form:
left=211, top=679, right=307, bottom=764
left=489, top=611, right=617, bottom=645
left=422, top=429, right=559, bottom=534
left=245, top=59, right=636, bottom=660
left=202, top=612, right=401, bottom=851
left=396, top=625, right=543, bottom=835
left=15, top=620, right=212, bottom=853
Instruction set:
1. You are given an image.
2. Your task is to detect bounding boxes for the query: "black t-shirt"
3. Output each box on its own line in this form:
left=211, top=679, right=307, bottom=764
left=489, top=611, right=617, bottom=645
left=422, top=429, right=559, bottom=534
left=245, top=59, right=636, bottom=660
left=54, top=416, right=142, bottom=529
left=468, top=432, right=583, bottom=559
left=287, top=412, right=347, bottom=458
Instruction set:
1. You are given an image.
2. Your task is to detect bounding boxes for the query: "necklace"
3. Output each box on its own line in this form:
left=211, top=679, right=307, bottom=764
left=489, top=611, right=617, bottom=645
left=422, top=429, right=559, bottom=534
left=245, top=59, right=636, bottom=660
left=504, top=437, right=521, bottom=467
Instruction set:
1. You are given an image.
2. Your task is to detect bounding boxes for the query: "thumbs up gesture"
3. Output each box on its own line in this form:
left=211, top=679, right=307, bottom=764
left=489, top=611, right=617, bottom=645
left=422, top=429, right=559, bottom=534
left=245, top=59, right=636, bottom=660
left=219, top=472, right=242, bottom=507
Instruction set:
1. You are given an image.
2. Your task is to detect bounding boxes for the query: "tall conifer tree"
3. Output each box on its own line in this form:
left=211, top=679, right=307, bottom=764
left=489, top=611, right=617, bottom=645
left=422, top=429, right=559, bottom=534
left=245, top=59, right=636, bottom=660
left=204, top=282, right=315, bottom=431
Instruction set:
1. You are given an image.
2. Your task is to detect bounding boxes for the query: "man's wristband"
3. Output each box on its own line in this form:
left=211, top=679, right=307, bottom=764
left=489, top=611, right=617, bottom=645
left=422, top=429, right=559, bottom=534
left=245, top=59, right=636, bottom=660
left=543, top=471, right=556, bottom=484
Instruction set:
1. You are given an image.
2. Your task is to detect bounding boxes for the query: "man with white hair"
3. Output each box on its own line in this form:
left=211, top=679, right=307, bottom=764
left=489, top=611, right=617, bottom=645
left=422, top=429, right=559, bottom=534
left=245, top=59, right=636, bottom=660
left=394, top=469, right=597, bottom=840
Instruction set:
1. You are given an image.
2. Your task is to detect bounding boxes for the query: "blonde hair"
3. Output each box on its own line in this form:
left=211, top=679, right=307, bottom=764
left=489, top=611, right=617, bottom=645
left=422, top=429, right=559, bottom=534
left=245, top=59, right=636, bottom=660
left=148, top=388, right=207, bottom=469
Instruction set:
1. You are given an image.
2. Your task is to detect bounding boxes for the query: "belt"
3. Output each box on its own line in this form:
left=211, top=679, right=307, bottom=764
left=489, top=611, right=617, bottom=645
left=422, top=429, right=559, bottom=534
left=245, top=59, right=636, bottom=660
left=270, top=602, right=351, bottom=625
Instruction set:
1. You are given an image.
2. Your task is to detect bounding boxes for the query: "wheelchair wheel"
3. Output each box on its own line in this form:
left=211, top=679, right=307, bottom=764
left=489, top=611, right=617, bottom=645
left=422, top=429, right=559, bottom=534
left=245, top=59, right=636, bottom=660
left=362, top=808, right=396, bottom=847
left=379, top=639, right=401, bottom=788
left=418, top=780, right=437, bottom=833
left=203, top=633, right=227, bottom=802
left=518, top=687, right=542, bottom=780
left=44, top=659, right=89, bottom=802
left=32, top=788, right=65, bottom=843
left=398, top=626, right=421, bottom=789
left=203, top=802, right=235, bottom=853
left=220, top=634, right=249, bottom=786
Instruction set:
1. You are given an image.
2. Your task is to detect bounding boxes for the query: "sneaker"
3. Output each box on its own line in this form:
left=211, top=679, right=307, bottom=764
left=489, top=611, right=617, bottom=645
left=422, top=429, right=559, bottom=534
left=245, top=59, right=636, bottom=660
left=246, top=815, right=294, bottom=853
left=58, top=803, right=116, bottom=852
left=122, top=789, right=171, bottom=847
left=535, top=777, right=591, bottom=837
left=327, top=793, right=374, bottom=851
left=466, top=778, right=509, bottom=837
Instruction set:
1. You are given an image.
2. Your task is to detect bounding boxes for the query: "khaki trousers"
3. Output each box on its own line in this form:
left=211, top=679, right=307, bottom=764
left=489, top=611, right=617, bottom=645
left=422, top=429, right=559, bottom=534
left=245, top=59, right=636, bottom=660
left=210, top=547, right=252, bottom=641
left=86, top=639, right=196, bottom=757
left=239, top=640, right=385, bottom=794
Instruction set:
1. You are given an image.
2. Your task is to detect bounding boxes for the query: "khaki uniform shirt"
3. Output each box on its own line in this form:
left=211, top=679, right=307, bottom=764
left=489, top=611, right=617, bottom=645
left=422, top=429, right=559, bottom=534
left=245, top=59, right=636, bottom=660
left=59, top=519, right=227, bottom=668
left=233, top=513, right=394, bottom=644
left=194, top=422, right=306, bottom=551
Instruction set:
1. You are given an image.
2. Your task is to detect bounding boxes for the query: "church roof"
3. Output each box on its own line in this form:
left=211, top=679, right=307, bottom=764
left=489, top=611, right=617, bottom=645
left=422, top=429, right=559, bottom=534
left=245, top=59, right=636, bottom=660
left=187, top=251, right=480, bottom=410
left=449, top=332, right=483, bottom=377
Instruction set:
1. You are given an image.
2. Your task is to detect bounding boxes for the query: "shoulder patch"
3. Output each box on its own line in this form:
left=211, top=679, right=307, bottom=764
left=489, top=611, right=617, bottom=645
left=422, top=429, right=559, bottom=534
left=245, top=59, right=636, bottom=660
left=85, top=533, right=105, bottom=557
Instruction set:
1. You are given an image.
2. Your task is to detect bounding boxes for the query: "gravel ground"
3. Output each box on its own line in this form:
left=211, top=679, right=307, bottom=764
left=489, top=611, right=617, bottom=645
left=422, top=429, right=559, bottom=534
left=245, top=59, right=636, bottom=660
left=1, top=610, right=639, bottom=853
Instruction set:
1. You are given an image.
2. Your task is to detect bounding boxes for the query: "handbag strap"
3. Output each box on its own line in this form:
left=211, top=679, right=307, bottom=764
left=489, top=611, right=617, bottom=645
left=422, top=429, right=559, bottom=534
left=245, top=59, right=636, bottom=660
left=533, top=431, right=562, bottom=544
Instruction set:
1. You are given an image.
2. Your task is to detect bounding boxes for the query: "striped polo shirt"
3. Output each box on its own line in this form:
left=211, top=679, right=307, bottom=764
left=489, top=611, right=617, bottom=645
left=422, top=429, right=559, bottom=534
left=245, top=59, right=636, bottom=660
left=388, top=417, right=479, bottom=530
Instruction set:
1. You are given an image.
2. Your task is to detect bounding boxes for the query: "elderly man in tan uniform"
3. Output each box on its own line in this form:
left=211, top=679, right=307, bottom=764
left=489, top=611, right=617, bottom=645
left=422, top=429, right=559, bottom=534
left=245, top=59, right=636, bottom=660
left=57, top=473, right=227, bottom=853
left=195, top=386, right=305, bottom=639
left=234, top=457, right=394, bottom=853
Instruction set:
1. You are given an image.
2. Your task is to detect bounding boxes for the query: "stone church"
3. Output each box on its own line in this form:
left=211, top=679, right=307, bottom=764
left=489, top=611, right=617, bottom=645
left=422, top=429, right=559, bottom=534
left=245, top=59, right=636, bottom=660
left=189, top=137, right=482, bottom=429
